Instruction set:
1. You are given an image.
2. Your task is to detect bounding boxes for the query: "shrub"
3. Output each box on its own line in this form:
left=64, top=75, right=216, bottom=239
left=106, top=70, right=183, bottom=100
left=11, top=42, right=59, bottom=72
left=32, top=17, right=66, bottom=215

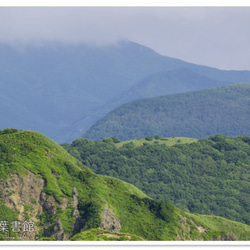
left=111, top=137, right=121, bottom=143
left=0, top=128, right=18, bottom=135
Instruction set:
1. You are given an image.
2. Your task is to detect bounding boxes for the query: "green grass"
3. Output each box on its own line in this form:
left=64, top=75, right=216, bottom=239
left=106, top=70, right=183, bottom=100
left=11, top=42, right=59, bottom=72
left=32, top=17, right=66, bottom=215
left=0, top=130, right=87, bottom=201
left=115, top=137, right=198, bottom=148
left=186, top=212, right=250, bottom=241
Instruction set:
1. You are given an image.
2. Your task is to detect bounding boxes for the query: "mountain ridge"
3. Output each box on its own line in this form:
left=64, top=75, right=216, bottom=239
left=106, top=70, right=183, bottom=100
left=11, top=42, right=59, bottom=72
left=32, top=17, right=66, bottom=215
left=83, top=82, right=250, bottom=141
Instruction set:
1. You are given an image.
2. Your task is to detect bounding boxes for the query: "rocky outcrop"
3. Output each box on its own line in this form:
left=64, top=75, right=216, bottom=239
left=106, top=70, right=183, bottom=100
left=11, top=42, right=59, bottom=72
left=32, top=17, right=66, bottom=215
left=0, top=172, right=81, bottom=240
left=99, top=205, right=121, bottom=232
left=214, top=233, right=238, bottom=241
left=53, top=219, right=66, bottom=240
left=177, top=215, right=207, bottom=240
left=0, top=172, right=44, bottom=224
left=72, top=187, right=81, bottom=233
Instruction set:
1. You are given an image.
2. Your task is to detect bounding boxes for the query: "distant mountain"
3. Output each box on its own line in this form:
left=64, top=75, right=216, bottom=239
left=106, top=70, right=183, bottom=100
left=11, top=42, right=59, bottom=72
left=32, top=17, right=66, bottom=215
left=109, top=68, right=228, bottom=106
left=83, top=82, right=250, bottom=141
left=1, top=41, right=250, bottom=143
left=1, top=128, right=250, bottom=241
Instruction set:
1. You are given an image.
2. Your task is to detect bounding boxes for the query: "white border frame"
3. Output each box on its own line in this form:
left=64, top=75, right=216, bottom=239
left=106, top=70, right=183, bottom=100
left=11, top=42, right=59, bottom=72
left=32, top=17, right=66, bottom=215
left=1, top=2, right=250, bottom=246
left=0, top=0, right=250, bottom=6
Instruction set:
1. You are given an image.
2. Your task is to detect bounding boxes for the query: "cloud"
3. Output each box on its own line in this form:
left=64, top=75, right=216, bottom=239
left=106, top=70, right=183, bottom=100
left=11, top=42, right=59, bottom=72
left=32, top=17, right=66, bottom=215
left=0, top=7, right=130, bottom=44
left=0, top=7, right=250, bottom=69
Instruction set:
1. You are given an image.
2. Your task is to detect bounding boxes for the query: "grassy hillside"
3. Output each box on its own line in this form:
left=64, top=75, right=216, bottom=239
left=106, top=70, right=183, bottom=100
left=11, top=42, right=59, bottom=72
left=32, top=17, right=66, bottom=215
left=115, top=136, right=198, bottom=148
left=1, top=129, right=250, bottom=241
left=83, top=82, right=250, bottom=141
left=63, top=134, right=250, bottom=226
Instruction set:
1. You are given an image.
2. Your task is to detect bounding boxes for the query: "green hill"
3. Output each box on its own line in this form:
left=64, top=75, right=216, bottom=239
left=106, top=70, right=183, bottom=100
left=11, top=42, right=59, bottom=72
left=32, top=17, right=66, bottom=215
left=1, top=129, right=250, bottom=241
left=83, top=82, right=250, bottom=141
left=63, top=134, right=250, bottom=227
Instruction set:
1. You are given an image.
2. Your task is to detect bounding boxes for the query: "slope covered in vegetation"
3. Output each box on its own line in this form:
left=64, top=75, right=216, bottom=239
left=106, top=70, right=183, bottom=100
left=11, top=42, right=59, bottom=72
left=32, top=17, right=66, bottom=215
left=63, top=134, right=250, bottom=226
left=1, top=129, right=250, bottom=241
left=83, top=82, right=250, bottom=141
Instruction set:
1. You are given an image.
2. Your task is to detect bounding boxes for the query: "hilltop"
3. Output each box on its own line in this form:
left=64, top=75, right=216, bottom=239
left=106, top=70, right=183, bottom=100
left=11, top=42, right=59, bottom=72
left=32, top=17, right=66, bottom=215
left=114, top=136, right=198, bottom=148
left=83, top=82, right=250, bottom=141
left=1, top=129, right=250, bottom=241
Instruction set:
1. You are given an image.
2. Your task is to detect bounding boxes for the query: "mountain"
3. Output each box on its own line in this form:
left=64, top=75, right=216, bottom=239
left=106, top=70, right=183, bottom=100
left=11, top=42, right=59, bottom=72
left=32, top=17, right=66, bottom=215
left=108, top=68, right=229, bottom=106
left=1, top=129, right=250, bottom=241
left=63, top=134, right=250, bottom=226
left=83, top=82, right=250, bottom=141
left=1, top=41, right=250, bottom=143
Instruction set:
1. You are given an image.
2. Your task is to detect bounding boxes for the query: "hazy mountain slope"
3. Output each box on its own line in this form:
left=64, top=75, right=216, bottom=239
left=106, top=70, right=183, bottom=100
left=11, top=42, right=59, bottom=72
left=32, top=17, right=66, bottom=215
left=83, top=82, right=250, bottom=141
left=112, top=68, right=228, bottom=104
left=1, top=129, right=250, bottom=241
left=1, top=41, right=250, bottom=143
left=63, top=134, right=250, bottom=226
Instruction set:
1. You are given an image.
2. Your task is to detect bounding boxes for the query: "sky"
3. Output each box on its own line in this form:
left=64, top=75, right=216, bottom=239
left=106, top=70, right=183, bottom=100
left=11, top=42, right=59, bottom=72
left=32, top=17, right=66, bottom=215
left=0, top=6, right=250, bottom=70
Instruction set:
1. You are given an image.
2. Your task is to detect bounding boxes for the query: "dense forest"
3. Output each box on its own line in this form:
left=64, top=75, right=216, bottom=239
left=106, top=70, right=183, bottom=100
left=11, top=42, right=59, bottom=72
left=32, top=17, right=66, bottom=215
left=83, top=82, right=250, bottom=141
left=63, top=134, right=250, bottom=226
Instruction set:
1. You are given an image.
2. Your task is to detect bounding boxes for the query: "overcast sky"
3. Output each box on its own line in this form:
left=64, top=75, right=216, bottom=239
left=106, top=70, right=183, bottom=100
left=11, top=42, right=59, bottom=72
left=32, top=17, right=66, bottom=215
left=0, top=7, right=250, bottom=70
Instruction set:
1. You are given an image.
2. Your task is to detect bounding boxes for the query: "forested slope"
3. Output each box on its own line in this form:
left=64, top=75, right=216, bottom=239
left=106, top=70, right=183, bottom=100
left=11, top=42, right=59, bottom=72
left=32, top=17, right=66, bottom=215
left=84, top=82, right=250, bottom=141
left=63, top=134, right=250, bottom=226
